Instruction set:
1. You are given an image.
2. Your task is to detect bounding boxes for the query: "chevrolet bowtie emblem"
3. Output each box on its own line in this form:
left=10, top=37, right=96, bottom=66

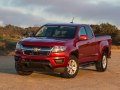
left=33, top=48, right=40, bottom=52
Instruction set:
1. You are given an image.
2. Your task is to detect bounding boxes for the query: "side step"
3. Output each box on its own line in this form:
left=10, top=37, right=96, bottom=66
left=79, top=62, right=95, bottom=67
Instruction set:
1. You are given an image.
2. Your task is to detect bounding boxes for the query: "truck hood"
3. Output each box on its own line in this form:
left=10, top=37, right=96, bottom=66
left=20, top=37, right=72, bottom=46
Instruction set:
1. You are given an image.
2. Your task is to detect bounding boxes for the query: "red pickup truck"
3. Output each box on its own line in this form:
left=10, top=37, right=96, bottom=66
left=15, top=23, right=112, bottom=78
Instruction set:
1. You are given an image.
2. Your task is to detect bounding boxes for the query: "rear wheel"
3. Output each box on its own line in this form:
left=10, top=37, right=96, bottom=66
left=60, top=55, right=79, bottom=78
left=15, top=62, right=33, bottom=75
left=95, top=52, right=108, bottom=72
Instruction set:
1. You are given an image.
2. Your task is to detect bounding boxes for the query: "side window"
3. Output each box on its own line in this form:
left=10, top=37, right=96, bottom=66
left=85, top=26, right=93, bottom=39
left=78, top=27, right=87, bottom=37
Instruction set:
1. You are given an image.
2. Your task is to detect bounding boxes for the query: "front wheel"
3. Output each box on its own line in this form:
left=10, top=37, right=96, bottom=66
left=60, top=55, right=79, bottom=78
left=15, top=62, right=33, bottom=75
left=95, top=52, right=108, bottom=72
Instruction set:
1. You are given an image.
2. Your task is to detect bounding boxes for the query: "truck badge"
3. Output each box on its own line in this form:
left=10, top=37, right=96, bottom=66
left=33, top=48, right=40, bottom=52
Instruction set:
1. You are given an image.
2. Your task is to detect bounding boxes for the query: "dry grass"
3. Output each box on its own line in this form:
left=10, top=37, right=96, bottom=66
left=0, top=40, right=16, bottom=56
left=0, top=42, right=6, bottom=48
left=112, top=45, right=120, bottom=50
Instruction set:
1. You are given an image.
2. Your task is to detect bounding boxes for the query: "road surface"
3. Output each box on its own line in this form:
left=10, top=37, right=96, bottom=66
left=0, top=50, right=120, bottom=90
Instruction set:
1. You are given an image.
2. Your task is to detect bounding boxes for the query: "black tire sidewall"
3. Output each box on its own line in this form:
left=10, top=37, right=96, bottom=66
left=61, top=55, right=79, bottom=78
left=96, top=52, right=108, bottom=72
left=15, top=62, right=33, bottom=75
left=101, top=53, right=108, bottom=70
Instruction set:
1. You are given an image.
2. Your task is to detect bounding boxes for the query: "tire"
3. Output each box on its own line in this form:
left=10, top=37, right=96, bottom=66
left=15, top=62, right=33, bottom=75
left=95, top=52, right=108, bottom=72
left=60, top=55, right=79, bottom=78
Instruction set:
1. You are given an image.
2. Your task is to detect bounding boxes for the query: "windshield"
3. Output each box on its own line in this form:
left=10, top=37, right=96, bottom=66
left=35, top=25, right=76, bottom=39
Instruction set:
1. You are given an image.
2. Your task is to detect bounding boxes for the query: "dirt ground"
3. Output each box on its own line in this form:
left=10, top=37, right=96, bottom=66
left=0, top=50, right=120, bottom=90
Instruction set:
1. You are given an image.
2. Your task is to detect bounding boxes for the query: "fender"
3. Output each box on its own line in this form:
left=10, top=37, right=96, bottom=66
left=98, top=40, right=109, bottom=60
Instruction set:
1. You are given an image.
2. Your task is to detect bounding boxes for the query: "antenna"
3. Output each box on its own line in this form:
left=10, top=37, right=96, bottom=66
left=70, top=17, right=74, bottom=23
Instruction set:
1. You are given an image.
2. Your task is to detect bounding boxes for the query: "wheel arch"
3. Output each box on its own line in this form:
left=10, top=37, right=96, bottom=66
left=102, top=46, right=109, bottom=58
left=70, top=50, right=79, bottom=59
left=99, top=40, right=110, bottom=59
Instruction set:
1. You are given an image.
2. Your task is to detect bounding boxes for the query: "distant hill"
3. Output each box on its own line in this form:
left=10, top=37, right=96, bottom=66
left=0, top=24, right=40, bottom=40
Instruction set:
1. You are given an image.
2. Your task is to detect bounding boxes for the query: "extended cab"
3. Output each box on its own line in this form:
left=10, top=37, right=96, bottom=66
left=15, top=23, right=112, bottom=78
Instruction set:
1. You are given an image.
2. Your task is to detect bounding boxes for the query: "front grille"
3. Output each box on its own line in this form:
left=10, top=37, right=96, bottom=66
left=22, top=46, right=53, bottom=56
left=24, top=50, right=50, bottom=56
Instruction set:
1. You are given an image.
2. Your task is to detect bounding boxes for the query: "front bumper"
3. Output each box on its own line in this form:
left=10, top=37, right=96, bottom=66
left=15, top=52, right=68, bottom=71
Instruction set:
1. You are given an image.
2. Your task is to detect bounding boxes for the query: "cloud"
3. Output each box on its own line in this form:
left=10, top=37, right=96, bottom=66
left=0, top=8, right=47, bottom=27
left=0, top=0, right=120, bottom=27
left=12, top=0, right=120, bottom=25
left=0, top=20, right=4, bottom=26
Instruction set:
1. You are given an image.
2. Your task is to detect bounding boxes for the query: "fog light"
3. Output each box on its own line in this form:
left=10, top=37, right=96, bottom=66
left=54, top=58, right=64, bottom=64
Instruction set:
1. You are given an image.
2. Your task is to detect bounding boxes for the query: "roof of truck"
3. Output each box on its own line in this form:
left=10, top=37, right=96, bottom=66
left=45, top=23, right=89, bottom=26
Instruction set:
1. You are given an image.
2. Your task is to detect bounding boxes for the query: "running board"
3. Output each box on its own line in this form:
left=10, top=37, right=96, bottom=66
left=79, top=62, right=95, bottom=67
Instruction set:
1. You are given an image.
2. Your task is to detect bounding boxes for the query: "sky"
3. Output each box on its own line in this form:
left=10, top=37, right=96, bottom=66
left=0, top=0, right=120, bottom=27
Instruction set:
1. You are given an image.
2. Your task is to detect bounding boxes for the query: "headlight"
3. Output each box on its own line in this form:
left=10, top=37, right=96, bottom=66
left=16, top=42, right=23, bottom=50
left=52, top=46, right=66, bottom=53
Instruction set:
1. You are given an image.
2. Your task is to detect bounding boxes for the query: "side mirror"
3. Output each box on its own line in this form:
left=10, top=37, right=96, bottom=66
left=79, top=35, right=88, bottom=41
